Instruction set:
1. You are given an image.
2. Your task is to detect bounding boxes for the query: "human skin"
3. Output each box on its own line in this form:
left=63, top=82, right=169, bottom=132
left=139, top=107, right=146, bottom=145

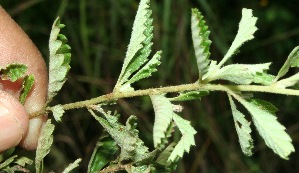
left=0, top=6, right=48, bottom=152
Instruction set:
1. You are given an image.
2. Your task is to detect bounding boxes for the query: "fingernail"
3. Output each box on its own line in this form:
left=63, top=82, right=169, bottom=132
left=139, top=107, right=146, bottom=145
left=0, top=102, right=23, bottom=152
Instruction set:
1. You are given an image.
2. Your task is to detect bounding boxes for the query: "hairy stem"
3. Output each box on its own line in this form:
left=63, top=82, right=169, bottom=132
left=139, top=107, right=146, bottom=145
left=97, top=163, right=131, bottom=173
left=29, top=83, right=299, bottom=118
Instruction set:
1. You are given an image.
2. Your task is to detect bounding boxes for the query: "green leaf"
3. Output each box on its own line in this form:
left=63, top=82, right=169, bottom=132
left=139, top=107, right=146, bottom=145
left=35, top=119, right=55, bottom=173
left=89, top=109, right=151, bottom=163
left=275, top=72, right=299, bottom=88
left=128, top=165, right=151, bottom=173
left=156, top=122, right=175, bottom=150
left=48, top=17, right=71, bottom=104
left=169, top=90, right=209, bottom=102
left=150, top=95, right=174, bottom=148
left=207, top=63, right=271, bottom=84
left=191, top=8, right=212, bottom=80
left=219, top=8, right=257, bottom=67
left=0, top=155, right=18, bottom=169
left=228, top=95, right=253, bottom=156
left=52, top=104, right=65, bottom=122
left=252, top=72, right=275, bottom=86
left=126, top=51, right=162, bottom=85
left=62, top=158, right=82, bottom=173
left=168, top=114, right=197, bottom=162
left=88, top=133, right=119, bottom=173
left=14, top=156, right=33, bottom=167
left=237, top=97, right=294, bottom=159
left=249, top=99, right=278, bottom=114
left=19, top=74, right=34, bottom=104
left=0, top=64, right=27, bottom=82
left=115, top=0, right=153, bottom=89
left=275, top=46, right=299, bottom=81
left=156, top=142, right=176, bottom=166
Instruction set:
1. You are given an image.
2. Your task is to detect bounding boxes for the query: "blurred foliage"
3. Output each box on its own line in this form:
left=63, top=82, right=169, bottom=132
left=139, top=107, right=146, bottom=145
left=1, top=0, right=299, bottom=172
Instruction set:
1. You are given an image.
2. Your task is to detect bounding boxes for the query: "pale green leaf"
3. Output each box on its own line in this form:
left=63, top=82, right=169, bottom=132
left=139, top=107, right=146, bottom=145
left=48, top=17, right=71, bottom=103
left=62, top=158, right=82, bottom=173
left=169, top=90, right=209, bottom=102
left=89, top=109, right=150, bottom=163
left=157, top=121, right=175, bottom=150
left=52, top=104, right=65, bottom=122
left=115, top=0, right=153, bottom=89
left=150, top=95, right=174, bottom=148
left=275, top=72, right=299, bottom=88
left=238, top=98, right=294, bottom=159
left=128, top=165, right=151, bottom=173
left=208, top=63, right=271, bottom=84
left=275, top=46, right=299, bottom=81
left=228, top=95, right=253, bottom=156
left=191, top=8, right=212, bottom=80
left=126, top=50, right=162, bottom=85
left=219, top=8, right=257, bottom=67
left=168, top=114, right=197, bottom=162
left=14, top=156, right=33, bottom=167
left=35, top=119, right=55, bottom=173
left=0, top=155, right=17, bottom=169
left=0, top=64, right=27, bottom=82
left=19, top=74, right=34, bottom=104
left=252, top=72, right=275, bottom=85
left=202, top=60, right=217, bottom=80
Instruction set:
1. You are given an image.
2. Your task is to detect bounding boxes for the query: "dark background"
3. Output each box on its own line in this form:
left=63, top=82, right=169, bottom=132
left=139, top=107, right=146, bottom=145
left=1, top=0, right=299, bottom=172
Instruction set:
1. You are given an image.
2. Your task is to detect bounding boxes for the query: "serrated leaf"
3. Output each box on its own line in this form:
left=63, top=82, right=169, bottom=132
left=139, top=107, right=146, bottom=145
left=0, top=64, right=27, bottom=82
left=89, top=109, right=150, bottom=163
left=48, top=17, right=71, bottom=104
left=169, top=90, right=209, bottom=102
left=62, top=158, right=82, bottom=173
left=126, top=50, right=162, bottom=85
left=19, top=74, right=34, bottom=104
left=35, top=119, right=55, bottom=173
left=237, top=98, right=294, bottom=159
left=168, top=114, right=196, bottom=161
left=115, top=0, right=153, bottom=89
left=0, top=155, right=18, bottom=169
left=219, top=8, right=257, bottom=67
left=150, top=95, right=174, bottom=148
left=157, top=121, right=175, bottom=150
left=52, top=104, right=65, bottom=122
left=275, top=46, right=299, bottom=81
left=88, top=133, right=119, bottom=173
left=228, top=95, right=253, bottom=156
left=191, top=8, right=212, bottom=80
left=207, top=63, right=271, bottom=84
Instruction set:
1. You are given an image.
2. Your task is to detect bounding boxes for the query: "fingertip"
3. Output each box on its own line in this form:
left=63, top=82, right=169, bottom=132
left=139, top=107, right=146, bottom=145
left=0, top=90, right=28, bottom=152
left=19, top=115, right=47, bottom=150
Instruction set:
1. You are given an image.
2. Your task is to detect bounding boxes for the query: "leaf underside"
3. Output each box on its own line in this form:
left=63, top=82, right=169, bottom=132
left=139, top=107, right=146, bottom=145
left=48, top=17, right=71, bottom=104
left=168, top=114, right=197, bottom=162
left=238, top=97, right=294, bottom=159
left=228, top=95, right=253, bottom=156
left=191, top=8, right=212, bottom=81
left=150, top=95, right=174, bottom=148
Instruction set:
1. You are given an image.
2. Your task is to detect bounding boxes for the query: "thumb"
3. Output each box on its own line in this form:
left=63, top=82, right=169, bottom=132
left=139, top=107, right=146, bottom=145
left=0, top=90, right=29, bottom=152
left=0, top=6, right=48, bottom=150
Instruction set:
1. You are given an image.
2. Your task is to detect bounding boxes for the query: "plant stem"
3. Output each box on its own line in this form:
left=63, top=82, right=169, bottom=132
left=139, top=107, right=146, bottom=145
left=29, top=83, right=299, bottom=118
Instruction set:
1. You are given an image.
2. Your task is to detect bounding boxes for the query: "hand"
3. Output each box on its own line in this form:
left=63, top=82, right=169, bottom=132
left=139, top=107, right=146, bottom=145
left=0, top=6, right=48, bottom=152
